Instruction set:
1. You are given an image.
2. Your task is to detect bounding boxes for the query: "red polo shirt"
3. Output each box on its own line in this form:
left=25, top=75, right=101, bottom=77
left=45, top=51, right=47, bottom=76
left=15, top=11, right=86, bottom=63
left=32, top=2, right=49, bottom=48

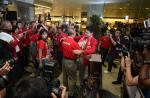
left=100, top=36, right=110, bottom=49
left=37, top=40, right=48, bottom=58
left=62, top=37, right=80, bottom=59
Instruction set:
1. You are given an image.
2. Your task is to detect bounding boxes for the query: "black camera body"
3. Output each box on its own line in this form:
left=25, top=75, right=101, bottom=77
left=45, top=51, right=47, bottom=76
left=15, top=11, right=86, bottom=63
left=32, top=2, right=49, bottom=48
left=116, top=43, right=129, bottom=57
left=0, top=59, right=15, bottom=68
left=131, top=28, right=150, bottom=52
left=48, top=79, right=61, bottom=98
left=42, top=60, right=61, bottom=98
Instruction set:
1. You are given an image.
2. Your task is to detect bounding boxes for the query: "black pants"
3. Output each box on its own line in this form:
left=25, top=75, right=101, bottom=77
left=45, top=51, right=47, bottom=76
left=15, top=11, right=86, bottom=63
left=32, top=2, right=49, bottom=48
left=56, top=51, right=63, bottom=69
left=116, top=66, right=123, bottom=82
left=107, top=51, right=118, bottom=72
left=22, top=46, right=29, bottom=67
left=99, top=47, right=109, bottom=65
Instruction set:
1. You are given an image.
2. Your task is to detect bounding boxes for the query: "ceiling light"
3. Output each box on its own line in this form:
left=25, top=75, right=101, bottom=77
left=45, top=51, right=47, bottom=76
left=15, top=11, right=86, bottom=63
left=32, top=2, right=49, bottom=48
left=146, top=8, right=149, bottom=10
left=100, top=16, right=103, bottom=19
left=125, top=15, right=129, bottom=20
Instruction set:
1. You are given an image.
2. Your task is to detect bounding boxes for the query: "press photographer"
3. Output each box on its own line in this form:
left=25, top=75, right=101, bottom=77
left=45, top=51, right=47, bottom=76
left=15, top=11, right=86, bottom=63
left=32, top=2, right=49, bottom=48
left=121, top=27, right=150, bottom=98
left=0, top=21, right=15, bottom=97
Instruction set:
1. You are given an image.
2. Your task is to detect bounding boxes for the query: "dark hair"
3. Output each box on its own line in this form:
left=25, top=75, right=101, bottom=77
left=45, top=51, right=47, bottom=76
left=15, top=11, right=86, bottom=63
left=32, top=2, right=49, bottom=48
left=13, top=77, right=49, bottom=98
left=12, top=26, right=18, bottom=33
left=38, top=29, right=48, bottom=41
left=116, top=29, right=122, bottom=34
left=16, top=21, right=23, bottom=26
left=86, top=26, right=93, bottom=33
left=61, top=24, right=68, bottom=32
left=86, top=89, right=117, bottom=98
left=37, top=24, right=43, bottom=30
left=98, top=89, right=117, bottom=98
left=33, top=24, right=43, bottom=34
left=30, top=21, right=35, bottom=25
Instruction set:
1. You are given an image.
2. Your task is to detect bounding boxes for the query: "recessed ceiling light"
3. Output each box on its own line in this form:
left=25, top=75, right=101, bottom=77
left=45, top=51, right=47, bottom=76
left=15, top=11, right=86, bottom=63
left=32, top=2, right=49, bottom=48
left=120, top=8, right=123, bottom=10
left=146, top=8, right=149, bottom=10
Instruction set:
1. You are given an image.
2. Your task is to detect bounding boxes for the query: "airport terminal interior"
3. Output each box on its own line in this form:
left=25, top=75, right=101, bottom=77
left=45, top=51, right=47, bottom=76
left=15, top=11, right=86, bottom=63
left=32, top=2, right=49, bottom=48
left=0, top=0, right=150, bottom=98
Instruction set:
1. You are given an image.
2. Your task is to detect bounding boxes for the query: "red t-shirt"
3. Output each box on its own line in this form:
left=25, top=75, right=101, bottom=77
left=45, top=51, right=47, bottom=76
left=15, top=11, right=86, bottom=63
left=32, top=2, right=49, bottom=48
left=31, top=33, right=40, bottom=43
left=62, top=37, right=80, bottom=59
left=37, top=40, right=48, bottom=58
left=100, top=36, right=110, bottom=49
left=22, top=31, right=30, bottom=46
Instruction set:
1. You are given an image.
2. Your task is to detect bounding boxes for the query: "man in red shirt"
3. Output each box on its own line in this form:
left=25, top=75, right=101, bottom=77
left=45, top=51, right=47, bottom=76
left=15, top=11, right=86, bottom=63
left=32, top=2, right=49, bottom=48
left=78, top=26, right=98, bottom=85
left=98, top=31, right=111, bottom=67
left=62, top=29, right=82, bottom=97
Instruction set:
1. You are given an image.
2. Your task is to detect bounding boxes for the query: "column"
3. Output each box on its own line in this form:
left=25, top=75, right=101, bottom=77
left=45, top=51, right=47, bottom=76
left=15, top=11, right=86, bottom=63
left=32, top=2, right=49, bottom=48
left=87, top=1, right=105, bottom=18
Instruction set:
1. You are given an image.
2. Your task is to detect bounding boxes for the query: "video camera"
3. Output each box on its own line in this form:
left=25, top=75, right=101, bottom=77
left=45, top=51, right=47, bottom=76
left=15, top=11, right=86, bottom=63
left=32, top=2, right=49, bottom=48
left=0, top=58, right=16, bottom=90
left=42, top=60, right=61, bottom=98
left=115, top=42, right=129, bottom=57
left=132, top=28, right=150, bottom=52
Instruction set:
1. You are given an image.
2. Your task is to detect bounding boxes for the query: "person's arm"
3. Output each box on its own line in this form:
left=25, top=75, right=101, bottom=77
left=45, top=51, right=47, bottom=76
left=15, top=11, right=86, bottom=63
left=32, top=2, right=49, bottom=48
left=125, top=54, right=138, bottom=86
left=60, top=86, right=67, bottom=98
left=139, top=64, right=150, bottom=87
left=125, top=66, right=138, bottom=86
left=73, top=50, right=83, bottom=55
left=120, top=56, right=125, bottom=71
left=38, top=48, right=43, bottom=66
left=84, top=38, right=98, bottom=55
left=72, top=40, right=83, bottom=55
left=109, top=34, right=116, bottom=46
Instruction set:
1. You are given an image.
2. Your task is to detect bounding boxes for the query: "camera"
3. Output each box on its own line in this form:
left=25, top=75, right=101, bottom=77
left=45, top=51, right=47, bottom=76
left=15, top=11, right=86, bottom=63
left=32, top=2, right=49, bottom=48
left=116, top=43, right=129, bottom=57
left=22, top=31, right=28, bottom=36
left=0, top=58, right=16, bottom=90
left=131, top=28, right=150, bottom=52
left=0, top=58, right=15, bottom=67
left=42, top=60, right=61, bottom=98
left=48, top=79, right=61, bottom=98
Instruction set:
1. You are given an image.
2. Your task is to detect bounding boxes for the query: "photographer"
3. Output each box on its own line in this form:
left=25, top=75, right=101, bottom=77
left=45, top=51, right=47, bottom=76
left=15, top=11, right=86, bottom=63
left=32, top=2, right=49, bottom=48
left=0, top=21, right=14, bottom=75
left=0, top=21, right=14, bottom=98
left=119, top=43, right=149, bottom=98
left=104, top=29, right=121, bottom=73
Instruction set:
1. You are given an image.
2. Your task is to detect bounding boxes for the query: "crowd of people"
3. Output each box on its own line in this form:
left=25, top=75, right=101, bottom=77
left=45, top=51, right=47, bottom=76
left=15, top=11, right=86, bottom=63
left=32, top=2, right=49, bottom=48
left=0, top=19, right=149, bottom=98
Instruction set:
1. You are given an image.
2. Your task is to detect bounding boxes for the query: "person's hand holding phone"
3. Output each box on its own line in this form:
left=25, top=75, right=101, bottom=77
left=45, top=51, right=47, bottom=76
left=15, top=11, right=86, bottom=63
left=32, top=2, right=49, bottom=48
left=125, top=52, right=132, bottom=68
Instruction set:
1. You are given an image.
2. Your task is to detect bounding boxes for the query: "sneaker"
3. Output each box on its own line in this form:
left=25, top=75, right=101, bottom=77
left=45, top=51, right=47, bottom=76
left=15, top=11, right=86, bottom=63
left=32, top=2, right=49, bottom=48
left=112, top=81, right=121, bottom=84
left=104, top=70, right=111, bottom=74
